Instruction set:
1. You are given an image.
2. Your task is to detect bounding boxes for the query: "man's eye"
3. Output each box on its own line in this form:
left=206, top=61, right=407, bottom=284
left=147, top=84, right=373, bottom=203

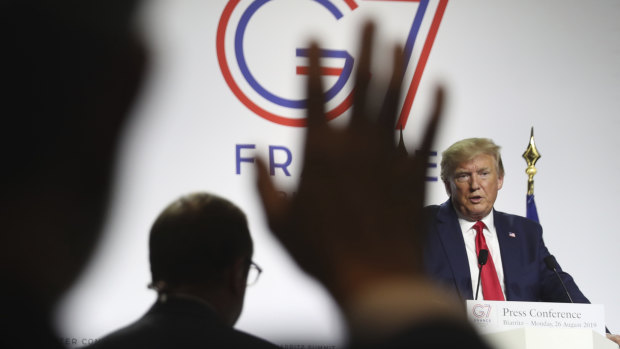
left=455, top=174, right=470, bottom=182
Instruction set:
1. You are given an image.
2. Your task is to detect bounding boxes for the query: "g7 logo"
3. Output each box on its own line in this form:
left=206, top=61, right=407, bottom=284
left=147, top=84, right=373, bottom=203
left=472, top=304, right=492, bottom=318
left=217, top=0, right=448, bottom=127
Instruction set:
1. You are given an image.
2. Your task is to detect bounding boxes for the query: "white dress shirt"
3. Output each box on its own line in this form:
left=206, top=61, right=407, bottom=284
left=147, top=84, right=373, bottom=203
left=457, top=210, right=506, bottom=300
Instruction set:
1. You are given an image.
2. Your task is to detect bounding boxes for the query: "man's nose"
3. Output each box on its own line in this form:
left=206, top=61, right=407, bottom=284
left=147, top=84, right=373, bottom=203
left=469, top=174, right=480, bottom=190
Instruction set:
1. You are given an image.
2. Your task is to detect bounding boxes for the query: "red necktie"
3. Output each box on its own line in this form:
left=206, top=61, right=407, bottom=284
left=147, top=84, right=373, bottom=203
left=473, top=221, right=505, bottom=301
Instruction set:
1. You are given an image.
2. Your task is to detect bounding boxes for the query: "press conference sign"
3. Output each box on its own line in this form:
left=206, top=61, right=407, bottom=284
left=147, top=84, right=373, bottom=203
left=466, top=300, right=606, bottom=336
left=217, top=0, right=448, bottom=127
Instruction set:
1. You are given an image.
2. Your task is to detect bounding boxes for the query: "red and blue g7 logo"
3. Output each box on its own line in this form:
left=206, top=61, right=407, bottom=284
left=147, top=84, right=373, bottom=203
left=217, top=0, right=448, bottom=127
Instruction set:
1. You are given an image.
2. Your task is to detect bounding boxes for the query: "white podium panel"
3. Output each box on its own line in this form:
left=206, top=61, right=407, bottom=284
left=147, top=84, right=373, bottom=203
left=465, top=301, right=615, bottom=349
left=466, top=300, right=606, bottom=335
left=483, top=328, right=617, bottom=349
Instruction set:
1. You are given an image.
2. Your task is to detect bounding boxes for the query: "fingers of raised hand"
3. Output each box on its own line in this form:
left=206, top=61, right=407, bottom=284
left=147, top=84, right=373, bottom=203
left=255, top=157, right=290, bottom=233
left=378, top=44, right=406, bottom=148
left=350, top=21, right=375, bottom=130
left=305, top=42, right=327, bottom=140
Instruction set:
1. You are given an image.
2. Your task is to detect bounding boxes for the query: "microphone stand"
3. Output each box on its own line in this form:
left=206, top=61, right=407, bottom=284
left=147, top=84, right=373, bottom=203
left=475, top=249, right=488, bottom=300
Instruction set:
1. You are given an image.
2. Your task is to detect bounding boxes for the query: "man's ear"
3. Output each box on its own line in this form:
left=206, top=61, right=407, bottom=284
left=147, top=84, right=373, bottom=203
left=229, top=258, right=248, bottom=296
left=443, top=180, right=452, bottom=196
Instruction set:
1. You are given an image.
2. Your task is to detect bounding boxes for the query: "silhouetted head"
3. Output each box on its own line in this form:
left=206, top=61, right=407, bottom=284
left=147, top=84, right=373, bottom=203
left=0, top=0, right=146, bottom=313
left=149, top=193, right=254, bottom=326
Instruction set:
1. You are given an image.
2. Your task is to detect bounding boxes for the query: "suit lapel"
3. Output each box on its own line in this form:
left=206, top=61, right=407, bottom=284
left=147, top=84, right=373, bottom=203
left=493, top=210, right=520, bottom=300
left=436, top=200, right=474, bottom=299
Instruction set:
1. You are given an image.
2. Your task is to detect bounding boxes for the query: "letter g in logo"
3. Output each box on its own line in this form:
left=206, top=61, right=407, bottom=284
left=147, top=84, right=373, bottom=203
left=472, top=304, right=492, bottom=318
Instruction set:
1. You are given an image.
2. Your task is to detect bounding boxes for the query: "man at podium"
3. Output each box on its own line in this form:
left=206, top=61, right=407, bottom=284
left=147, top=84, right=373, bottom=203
left=423, top=138, right=588, bottom=303
left=423, top=138, right=620, bottom=345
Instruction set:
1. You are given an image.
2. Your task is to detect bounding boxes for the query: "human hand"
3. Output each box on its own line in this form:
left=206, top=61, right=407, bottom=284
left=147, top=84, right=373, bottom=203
left=607, top=333, right=620, bottom=347
left=256, top=22, right=443, bottom=304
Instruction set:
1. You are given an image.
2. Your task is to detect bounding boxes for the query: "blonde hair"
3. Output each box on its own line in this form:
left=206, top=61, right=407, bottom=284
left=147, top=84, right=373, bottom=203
left=440, top=138, right=504, bottom=182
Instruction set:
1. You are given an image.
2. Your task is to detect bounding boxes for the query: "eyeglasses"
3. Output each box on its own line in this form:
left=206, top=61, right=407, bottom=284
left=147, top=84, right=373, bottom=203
left=247, top=261, right=262, bottom=286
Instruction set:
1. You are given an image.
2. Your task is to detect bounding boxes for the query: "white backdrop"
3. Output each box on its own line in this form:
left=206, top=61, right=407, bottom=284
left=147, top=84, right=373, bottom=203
left=56, top=0, right=620, bottom=347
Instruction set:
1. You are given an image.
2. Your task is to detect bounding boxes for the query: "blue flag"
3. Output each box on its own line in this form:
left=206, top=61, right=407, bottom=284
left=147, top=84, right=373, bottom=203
left=526, top=194, right=539, bottom=223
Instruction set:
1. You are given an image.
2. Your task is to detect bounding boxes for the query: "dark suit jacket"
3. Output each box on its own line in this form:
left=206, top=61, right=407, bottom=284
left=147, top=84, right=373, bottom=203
left=87, top=297, right=279, bottom=349
left=423, top=200, right=589, bottom=303
left=86, top=298, right=492, bottom=349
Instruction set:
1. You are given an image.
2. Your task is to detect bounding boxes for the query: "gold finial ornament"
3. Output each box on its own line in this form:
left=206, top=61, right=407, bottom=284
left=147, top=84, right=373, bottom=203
left=522, top=127, right=541, bottom=195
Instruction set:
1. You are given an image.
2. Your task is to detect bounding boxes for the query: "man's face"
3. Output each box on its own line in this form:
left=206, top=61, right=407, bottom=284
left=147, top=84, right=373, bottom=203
left=445, top=153, right=504, bottom=221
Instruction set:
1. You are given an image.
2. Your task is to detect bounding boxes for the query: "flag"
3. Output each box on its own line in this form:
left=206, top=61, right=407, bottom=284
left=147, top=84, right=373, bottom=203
left=526, top=193, right=539, bottom=223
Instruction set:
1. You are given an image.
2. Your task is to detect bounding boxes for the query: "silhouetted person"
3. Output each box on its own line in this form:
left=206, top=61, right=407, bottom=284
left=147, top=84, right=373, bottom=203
left=88, top=193, right=278, bottom=348
left=1, top=0, right=146, bottom=348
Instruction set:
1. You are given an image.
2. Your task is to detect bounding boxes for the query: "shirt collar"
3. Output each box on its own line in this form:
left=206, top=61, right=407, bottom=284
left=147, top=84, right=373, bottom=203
left=457, top=209, right=495, bottom=235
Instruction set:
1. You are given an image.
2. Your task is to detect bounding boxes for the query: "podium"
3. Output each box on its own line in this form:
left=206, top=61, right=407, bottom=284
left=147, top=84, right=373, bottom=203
left=483, top=327, right=616, bottom=349
left=465, top=300, right=616, bottom=349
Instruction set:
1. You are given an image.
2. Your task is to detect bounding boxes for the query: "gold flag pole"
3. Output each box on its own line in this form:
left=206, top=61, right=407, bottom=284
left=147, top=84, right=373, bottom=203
left=522, top=127, right=541, bottom=195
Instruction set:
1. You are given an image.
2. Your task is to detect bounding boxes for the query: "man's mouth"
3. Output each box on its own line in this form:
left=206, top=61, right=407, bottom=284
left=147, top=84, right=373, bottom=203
left=469, top=196, right=482, bottom=204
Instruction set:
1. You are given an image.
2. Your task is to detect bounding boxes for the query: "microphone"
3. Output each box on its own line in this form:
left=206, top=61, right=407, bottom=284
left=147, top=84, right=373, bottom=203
left=544, top=255, right=573, bottom=303
left=475, top=249, right=489, bottom=300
